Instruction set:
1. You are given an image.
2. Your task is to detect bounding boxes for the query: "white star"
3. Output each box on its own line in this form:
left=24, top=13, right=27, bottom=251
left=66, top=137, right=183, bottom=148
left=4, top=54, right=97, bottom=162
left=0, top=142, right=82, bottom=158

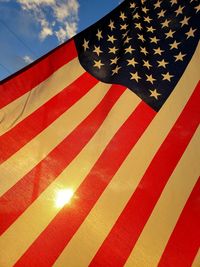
left=109, top=46, right=118, bottom=54
left=170, top=0, right=177, bottom=6
left=130, top=71, right=141, bottom=82
left=96, top=29, right=103, bottom=40
left=162, top=72, right=174, bottom=81
left=142, top=6, right=149, bottom=13
left=150, top=36, right=160, bottom=44
left=180, top=16, right=190, bottom=27
left=195, top=4, right=200, bottom=13
left=120, top=24, right=128, bottom=30
left=133, top=12, right=140, bottom=19
left=110, top=57, right=119, bottom=65
left=107, top=35, right=116, bottom=44
left=140, top=46, right=148, bottom=55
left=146, top=74, right=156, bottom=84
left=161, top=19, right=170, bottom=28
left=138, top=34, right=145, bottom=42
left=143, top=60, right=152, bottom=69
left=82, top=39, right=89, bottom=51
left=185, top=27, right=196, bottom=39
left=93, top=45, right=102, bottom=56
left=108, top=20, right=115, bottom=31
left=135, top=22, right=142, bottom=30
left=154, top=0, right=161, bottom=9
left=158, top=9, right=166, bottom=18
left=165, top=29, right=175, bottom=38
left=127, top=57, right=138, bottom=67
left=94, top=60, right=104, bottom=69
left=174, top=52, right=186, bottom=61
left=124, top=36, right=132, bottom=44
left=120, top=12, right=127, bottom=21
left=130, top=2, right=136, bottom=8
left=147, top=26, right=156, bottom=33
left=144, top=16, right=152, bottom=23
left=153, top=47, right=164, bottom=55
left=157, top=59, right=169, bottom=68
left=169, top=40, right=180, bottom=49
left=125, top=45, right=135, bottom=54
left=175, top=5, right=184, bottom=16
left=150, top=89, right=161, bottom=100
left=112, top=65, right=121, bottom=75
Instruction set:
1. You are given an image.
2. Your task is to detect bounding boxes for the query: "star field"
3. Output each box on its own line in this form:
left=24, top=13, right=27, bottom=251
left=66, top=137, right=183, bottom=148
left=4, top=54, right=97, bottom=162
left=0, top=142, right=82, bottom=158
left=75, top=0, right=200, bottom=111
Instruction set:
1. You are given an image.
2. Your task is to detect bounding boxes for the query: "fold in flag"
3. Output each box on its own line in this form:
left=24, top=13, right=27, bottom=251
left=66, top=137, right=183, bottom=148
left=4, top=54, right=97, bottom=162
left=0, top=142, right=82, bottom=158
left=0, top=0, right=199, bottom=266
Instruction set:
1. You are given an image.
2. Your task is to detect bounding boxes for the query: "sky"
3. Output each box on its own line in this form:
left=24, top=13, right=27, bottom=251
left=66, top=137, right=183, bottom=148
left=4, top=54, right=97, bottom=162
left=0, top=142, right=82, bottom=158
left=0, top=0, right=122, bottom=81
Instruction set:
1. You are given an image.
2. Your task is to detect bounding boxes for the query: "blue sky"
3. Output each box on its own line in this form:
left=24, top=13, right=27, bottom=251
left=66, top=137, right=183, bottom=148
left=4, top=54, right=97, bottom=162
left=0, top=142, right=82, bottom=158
left=0, top=0, right=122, bottom=81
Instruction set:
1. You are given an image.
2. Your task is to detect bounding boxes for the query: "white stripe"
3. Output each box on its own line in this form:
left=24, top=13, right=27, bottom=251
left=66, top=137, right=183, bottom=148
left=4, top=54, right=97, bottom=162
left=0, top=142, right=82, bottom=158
left=0, top=89, right=140, bottom=267
left=0, top=57, right=85, bottom=135
left=0, top=82, right=110, bottom=197
left=125, top=127, right=200, bottom=267
left=53, top=44, right=200, bottom=267
left=192, top=249, right=200, bottom=267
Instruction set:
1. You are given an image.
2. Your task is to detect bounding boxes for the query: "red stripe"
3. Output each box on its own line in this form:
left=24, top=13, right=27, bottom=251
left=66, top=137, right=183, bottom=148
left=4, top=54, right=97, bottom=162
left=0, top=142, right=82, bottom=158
left=0, top=85, right=126, bottom=235
left=0, top=72, right=98, bottom=163
left=14, top=102, right=155, bottom=267
left=89, top=82, right=200, bottom=267
left=0, top=40, right=77, bottom=109
left=158, top=178, right=200, bottom=267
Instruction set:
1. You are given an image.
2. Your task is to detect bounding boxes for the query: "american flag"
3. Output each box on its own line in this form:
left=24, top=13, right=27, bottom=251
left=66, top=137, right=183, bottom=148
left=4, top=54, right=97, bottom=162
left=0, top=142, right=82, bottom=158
left=0, top=0, right=199, bottom=266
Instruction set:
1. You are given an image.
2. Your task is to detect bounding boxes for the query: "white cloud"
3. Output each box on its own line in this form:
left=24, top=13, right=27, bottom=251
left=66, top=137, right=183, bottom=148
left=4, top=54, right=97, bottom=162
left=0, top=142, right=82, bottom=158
left=54, top=3, right=69, bottom=21
left=23, top=55, right=34, bottom=64
left=17, top=0, right=55, bottom=9
left=38, top=18, right=53, bottom=39
left=40, top=26, right=53, bottom=39
left=55, top=19, right=78, bottom=42
left=16, top=0, right=80, bottom=43
left=66, top=21, right=77, bottom=37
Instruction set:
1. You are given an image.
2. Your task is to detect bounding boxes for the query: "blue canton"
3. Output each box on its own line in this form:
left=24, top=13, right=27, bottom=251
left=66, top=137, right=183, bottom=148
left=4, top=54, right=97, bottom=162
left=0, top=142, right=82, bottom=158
left=75, top=0, right=200, bottom=111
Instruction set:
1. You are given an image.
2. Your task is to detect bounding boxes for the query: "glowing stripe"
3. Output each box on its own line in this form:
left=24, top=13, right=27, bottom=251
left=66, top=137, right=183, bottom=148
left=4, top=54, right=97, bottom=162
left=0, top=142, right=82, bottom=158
left=125, top=127, right=200, bottom=267
left=0, top=89, right=140, bottom=267
left=15, top=102, right=154, bottom=267
left=0, top=57, right=85, bottom=135
left=89, top=81, right=200, bottom=267
left=192, top=249, right=200, bottom=267
left=52, top=45, right=200, bottom=267
left=0, top=72, right=98, bottom=163
left=0, top=82, right=111, bottom=197
left=0, top=84, right=126, bottom=235
left=158, top=178, right=200, bottom=267
left=0, top=40, right=77, bottom=108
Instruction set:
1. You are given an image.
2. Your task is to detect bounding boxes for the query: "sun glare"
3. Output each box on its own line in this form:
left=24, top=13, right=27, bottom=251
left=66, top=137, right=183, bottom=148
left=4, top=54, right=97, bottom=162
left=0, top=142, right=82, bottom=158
left=55, top=188, right=74, bottom=208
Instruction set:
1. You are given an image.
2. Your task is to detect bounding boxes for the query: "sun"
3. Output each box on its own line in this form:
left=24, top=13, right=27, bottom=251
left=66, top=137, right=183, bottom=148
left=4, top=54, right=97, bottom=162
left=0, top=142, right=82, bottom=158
left=55, top=188, right=74, bottom=208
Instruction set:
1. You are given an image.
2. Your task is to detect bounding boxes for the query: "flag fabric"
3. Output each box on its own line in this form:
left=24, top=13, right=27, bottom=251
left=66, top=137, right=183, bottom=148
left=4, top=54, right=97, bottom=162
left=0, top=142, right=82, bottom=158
left=0, top=0, right=199, bottom=266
